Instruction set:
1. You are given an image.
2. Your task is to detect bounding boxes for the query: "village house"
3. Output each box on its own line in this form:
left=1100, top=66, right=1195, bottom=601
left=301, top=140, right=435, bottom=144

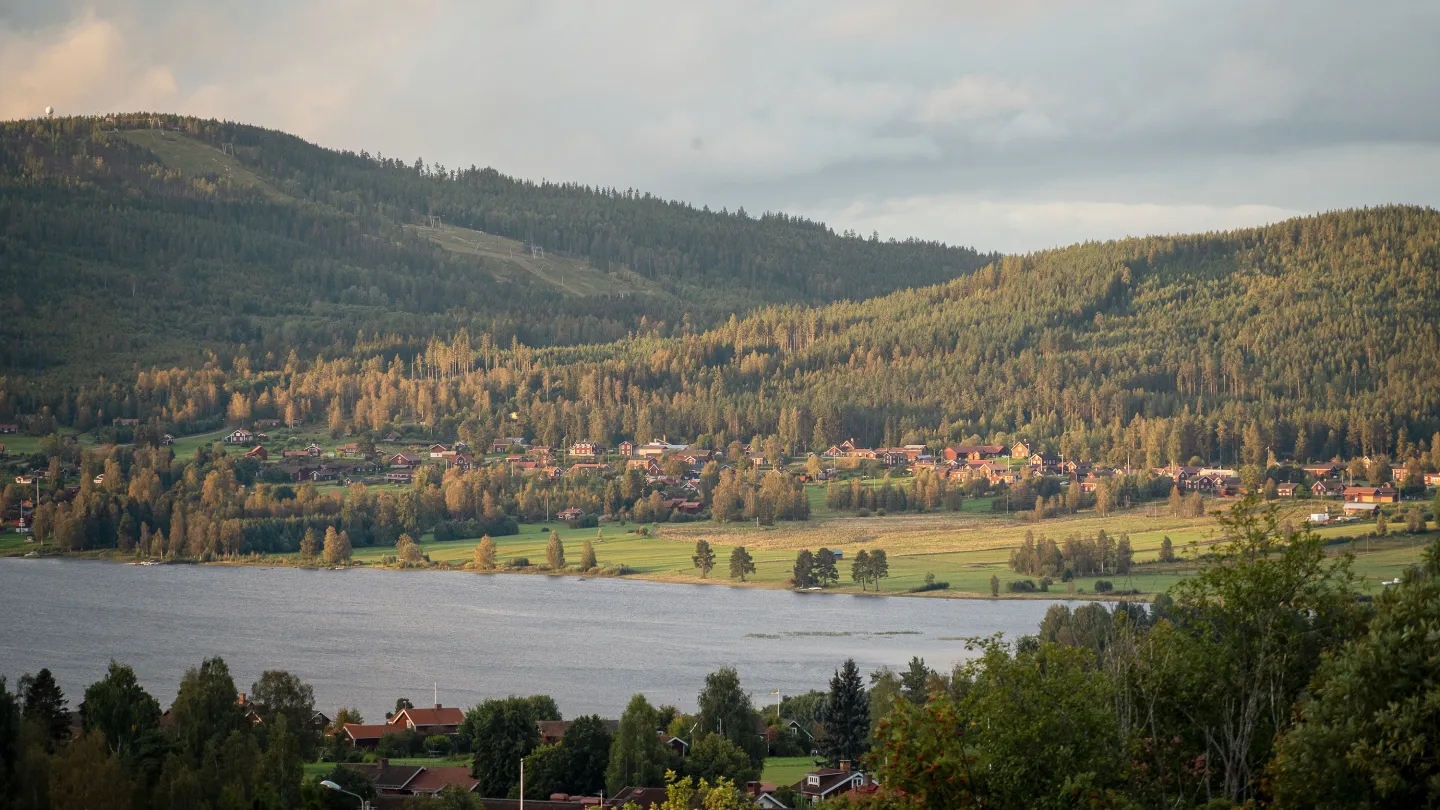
left=618, top=440, right=635, bottom=457
left=388, top=452, right=422, bottom=469
left=254, top=419, right=282, bottom=429
left=566, top=462, right=610, bottom=476
left=384, top=471, right=413, bottom=484
left=569, top=440, right=605, bottom=458
left=223, top=429, right=254, bottom=444
left=1312, top=480, right=1346, bottom=498
left=244, top=446, right=268, bottom=461
left=492, top=436, right=528, bottom=453
left=384, top=430, right=403, bottom=443
left=161, top=434, right=174, bottom=446
left=113, top=417, right=141, bottom=428
left=336, top=443, right=364, bottom=458
left=1275, top=482, right=1297, bottom=498
left=1011, top=441, right=1033, bottom=459
left=428, top=443, right=450, bottom=458
left=0, top=424, right=18, bottom=434
left=535, top=719, right=620, bottom=745
left=944, top=444, right=1006, bottom=462
left=389, top=704, right=464, bottom=735
left=627, top=458, right=662, bottom=474
left=1302, top=462, right=1345, bottom=479
left=92, top=473, right=105, bottom=486
left=556, top=507, right=583, bottom=522
left=1343, top=484, right=1398, bottom=504
left=1426, top=472, right=1440, bottom=488
left=1029, top=452, right=1061, bottom=472
left=791, top=762, right=875, bottom=805
left=303, top=442, right=323, bottom=457
left=1343, top=502, right=1380, bottom=517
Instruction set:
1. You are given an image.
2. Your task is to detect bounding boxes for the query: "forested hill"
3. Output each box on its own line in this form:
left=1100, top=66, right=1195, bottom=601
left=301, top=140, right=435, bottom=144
left=5, top=203, right=1437, bottom=470
left=0, top=113, right=992, bottom=378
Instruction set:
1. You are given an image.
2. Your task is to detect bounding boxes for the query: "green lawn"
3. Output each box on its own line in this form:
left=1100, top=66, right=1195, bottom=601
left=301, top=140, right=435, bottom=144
left=762, top=756, right=818, bottom=787
left=303, top=756, right=470, bottom=782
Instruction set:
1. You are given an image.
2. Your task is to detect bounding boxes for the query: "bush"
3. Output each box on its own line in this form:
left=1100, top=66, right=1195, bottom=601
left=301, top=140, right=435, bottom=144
left=1093, top=580, right=1114, bottom=593
left=566, top=514, right=599, bottom=529
left=907, top=579, right=951, bottom=594
left=508, top=557, right=530, bottom=569
left=856, top=508, right=871, bottom=517
left=1039, top=576, right=1053, bottom=592
left=1007, top=579, right=1038, bottom=593
left=424, top=734, right=452, bottom=756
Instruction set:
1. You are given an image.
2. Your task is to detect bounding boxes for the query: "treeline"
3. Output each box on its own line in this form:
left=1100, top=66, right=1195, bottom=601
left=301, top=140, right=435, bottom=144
left=1007, top=528, right=1135, bottom=579
left=824, top=469, right=963, bottom=514
left=0, top=659, right=326, bottom=810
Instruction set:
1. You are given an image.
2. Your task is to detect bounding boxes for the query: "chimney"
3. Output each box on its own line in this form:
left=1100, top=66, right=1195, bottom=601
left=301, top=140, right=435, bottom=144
left=377, top=757, right=388, bottom=768
left=434, top=703, right=442, bottom=710
left=839, top=760, right=851, bottom=773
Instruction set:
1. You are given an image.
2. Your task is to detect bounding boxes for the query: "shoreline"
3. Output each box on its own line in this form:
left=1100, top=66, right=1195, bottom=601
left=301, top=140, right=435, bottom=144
left=0, top=548, right=1146, bottom=603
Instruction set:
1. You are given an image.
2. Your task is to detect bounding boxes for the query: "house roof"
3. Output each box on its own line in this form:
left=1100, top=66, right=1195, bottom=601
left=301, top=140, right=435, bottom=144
left=343, top=723, right=400, bottom=741
left=343, top=762, right=424, bottom=791
left=391, top=706, right=464, bottom=728
left=792, top=769, right=871, bottom=798
left=404, top=766, right=479, bottom=795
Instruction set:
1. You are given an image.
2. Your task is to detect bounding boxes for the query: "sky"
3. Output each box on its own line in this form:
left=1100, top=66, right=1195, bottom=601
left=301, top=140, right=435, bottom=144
left=2, top=0, right=1438, bottom=253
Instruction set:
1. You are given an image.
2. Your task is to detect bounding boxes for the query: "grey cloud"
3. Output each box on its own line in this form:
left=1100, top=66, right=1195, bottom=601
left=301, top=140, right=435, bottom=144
left=1, top=0, right=1436, bottom=252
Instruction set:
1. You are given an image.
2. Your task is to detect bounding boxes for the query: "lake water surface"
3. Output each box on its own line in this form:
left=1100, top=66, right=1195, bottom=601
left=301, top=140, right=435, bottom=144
left=0, top=558, right=1068, bottom=718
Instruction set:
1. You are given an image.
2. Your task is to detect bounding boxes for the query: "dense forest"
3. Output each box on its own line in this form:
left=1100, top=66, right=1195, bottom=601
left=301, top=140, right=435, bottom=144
left=0, top=114, right=992, bottom=380
left=3, top=200, right=1437, bottom=473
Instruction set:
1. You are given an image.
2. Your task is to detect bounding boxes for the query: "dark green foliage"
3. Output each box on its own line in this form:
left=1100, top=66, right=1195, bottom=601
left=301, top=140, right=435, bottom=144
left=792, top=549, right=816, bottom=588
left=1269, top=540, right=1440, bottom=807
left=606, top=694, right=671, bottom=795
left=249, top=669, right=319, bottom=759
left=728, top=546, right=755, bottom=582
left=684, top=732, right=761, bottom=786
left=461, top=695, right=545, bottom=797
left=18, top=669, right=68, bottom=745
left=168, top=657, right=245, bottom=765
left=819, top=659, right=870, bottom=766
left=695, top=667, right=766, bottom=765
left=80, top=661, right=161, bottom=760
left=900, top=657, right=934, bottom=705
left=692, top=539, right=716, bottom=577
left=0, top=677, right=18, bottom=798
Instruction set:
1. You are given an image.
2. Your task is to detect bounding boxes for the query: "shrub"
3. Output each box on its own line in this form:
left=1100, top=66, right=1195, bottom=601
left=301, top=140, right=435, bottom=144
left=1007, top=579, right=1038, bottom=593
left=508, top=557, right=530, bottom=569
left=907, top=579, right=951, bottom=593
left=1093, top=580, right=1114, bottom=593
left=857, top=508, right=871, bottom=517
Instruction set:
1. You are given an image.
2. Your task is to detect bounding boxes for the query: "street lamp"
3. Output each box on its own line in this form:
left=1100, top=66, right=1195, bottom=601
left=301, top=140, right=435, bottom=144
left=320, top=780, right=371, bottom=810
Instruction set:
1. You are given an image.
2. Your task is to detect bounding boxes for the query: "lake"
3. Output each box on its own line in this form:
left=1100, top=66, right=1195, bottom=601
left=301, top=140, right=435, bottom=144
left=0, top=558, right=1070, bottom=719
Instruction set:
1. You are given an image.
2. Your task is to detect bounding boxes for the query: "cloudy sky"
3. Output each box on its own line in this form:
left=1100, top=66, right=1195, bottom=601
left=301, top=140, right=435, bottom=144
left=3, top=0, right=1438, bottom=252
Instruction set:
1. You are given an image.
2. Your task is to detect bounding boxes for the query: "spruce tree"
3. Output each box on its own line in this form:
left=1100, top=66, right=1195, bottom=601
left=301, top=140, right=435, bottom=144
left=819, top=659, right=870, bottom=766
left=19, top=668, right=69, bottom=744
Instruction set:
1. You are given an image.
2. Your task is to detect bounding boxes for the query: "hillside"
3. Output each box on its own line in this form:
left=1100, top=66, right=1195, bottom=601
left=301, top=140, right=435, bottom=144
left=4, top=195, right=1436, bottom=468
left=0, top=114, right=992, bottom=380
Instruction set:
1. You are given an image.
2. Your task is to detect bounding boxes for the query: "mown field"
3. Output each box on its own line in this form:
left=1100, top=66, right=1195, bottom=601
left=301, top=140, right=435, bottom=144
left=294, top=497, right=1434, bottom=599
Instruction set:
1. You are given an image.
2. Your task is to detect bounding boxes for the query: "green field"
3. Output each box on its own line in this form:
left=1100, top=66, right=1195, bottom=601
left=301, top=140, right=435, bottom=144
left=310, top=498, right=1435, bottom=599
left=302, top=755, right=470, bottom=782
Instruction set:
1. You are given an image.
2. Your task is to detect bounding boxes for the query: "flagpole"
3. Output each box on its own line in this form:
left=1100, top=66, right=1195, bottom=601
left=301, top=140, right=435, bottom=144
left=520, top=758, right=524, bottom=810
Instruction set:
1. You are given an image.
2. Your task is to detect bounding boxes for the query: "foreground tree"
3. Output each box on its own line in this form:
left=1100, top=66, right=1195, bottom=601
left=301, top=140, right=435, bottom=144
left=1269, top=539, right=1440, bottom=808
left=606, top=694, right=671, bottom=795
left=463, top=696, right=543, bottom=797
left=819, top=659, right=869, bottom=766
left=249, top=669, right=318, bottom=759
left=684, top=733, right=760, bottom=787
left=47, top=729, right=133, bottom=810
left=19, top=669, right=69, bottom=746
left=696, top=667, right=765, bottom=765
left=80, top=661, right=160, bottom=761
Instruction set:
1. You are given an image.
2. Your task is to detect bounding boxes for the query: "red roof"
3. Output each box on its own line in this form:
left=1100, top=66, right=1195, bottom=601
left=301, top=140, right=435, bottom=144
left=404, top=766, right=479, bottom=795
left=343, top=723, right=399, bottom=741
left=390, top=706, right=464, bottom=729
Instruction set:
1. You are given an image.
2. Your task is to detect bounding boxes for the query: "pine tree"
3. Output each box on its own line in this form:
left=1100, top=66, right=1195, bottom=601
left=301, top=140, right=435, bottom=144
left=729, top=546, right=756, bottom=582
left=19, top=668, right=69, bottom=743
left=851, top=549, right=872, bottom=591
left=692, top=539, right=716, bottom=578
left=870, top=549, right=889, bottom=591
left=546, top=530, right=565, bottom=570
left=793, top=550, right=816, bottom=588
left=819, top=659, right=870, bottom=766
left=815, top=548, right=838, bottom=586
